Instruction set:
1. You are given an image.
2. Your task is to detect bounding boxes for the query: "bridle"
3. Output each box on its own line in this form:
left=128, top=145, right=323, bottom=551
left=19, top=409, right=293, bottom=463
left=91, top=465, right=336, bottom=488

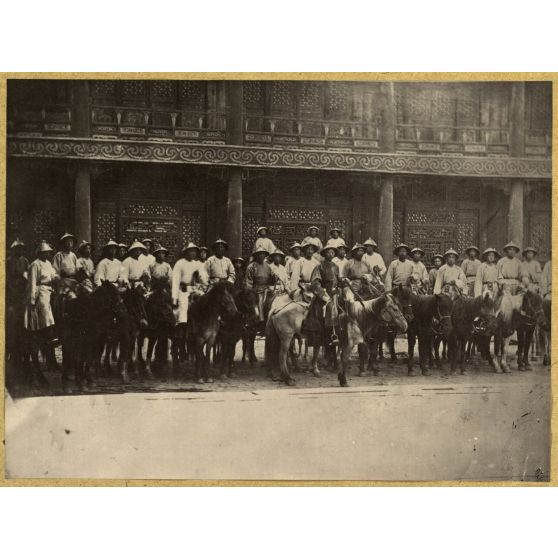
left=519, top=294, right=545, bottom=327
left=432, top=298, right=452, bottom=336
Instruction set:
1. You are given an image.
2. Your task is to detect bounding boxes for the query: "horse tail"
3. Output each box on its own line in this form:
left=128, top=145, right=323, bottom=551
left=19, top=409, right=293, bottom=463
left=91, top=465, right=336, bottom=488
left=264, top=315, right=279, bottom=368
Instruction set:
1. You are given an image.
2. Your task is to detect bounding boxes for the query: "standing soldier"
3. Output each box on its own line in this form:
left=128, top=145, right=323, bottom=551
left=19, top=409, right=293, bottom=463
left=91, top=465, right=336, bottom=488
left=362, top=238, right=387, bottom=277
left=53, top=232, right=79, bottom=292
left=301, top=226, right=323, bottom=255
left=520, top=247, right=542, bottom=292
left=205, top=239, right=235, bottom=286
left=497, top=241, right=522, bottom=294
left=245, top=248, right=274, bottom=327
left=269, top=249, right=289, bottom=294
left=7, top=239, right=29, bottom=303
left=326, top=227, right=347, bottom=249
left=139, top=238, right=156, bottom=272
left=409, top=247, right=429, bottom=294
left=149, top=246, right=173, bottom=285
left=461, top=246, right=481, bottom=297
left=540, top=258, right=552, bottom=299
left=474, top=248, right=501, bottom=298
left=333, top=242, right=350, bottom=279
left=385, top=244, right=414, bottom=292
left=94, top=240, right=122, bottom=287
left=428, top=253, right=444, bottom=294
left=286, top=242, right=303, bottom=291
left=76, top=240, right=95, bottom=292
left=232, top=257, right=246, bottom=289
left=253, top=226, right=276, bottom=255
left=119, top=240, right=151, bottom=288
left=434, top=248, right=467, bottom=296
left=25, top=241, right=59, bottom=370
left=117, top=243, right=128, bottom=262
left=299, top=241, right=321, bottom=287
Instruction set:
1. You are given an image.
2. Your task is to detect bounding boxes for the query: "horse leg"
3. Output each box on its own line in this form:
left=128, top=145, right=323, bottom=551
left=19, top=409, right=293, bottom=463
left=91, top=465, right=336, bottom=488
left=194, top=339, right=205, bottom=383
left=279, top=336, right=295, bottom=386
left=459, top=338, right=467, bottom=375
left=407, top=330, right=416, bottom=376
left=501, top=335, right=511, bottom=373
left=144, top=336, right=156, bottom=379
left=419, top=330, right=431, bottom=376
left=358, top=343, right=368, bottom=376
left=338, top=344, right=350, bottom=387
left=289, top=338, right=301, bottom=374
left=389, top=334, right=397, bottom=362
left=311, top=338, right=321, bottom=377
left=103, top=340, right=114, bottom=374
left=369, top=341, right=380, bottom=376
left=523, top=327, right=535, bottom=371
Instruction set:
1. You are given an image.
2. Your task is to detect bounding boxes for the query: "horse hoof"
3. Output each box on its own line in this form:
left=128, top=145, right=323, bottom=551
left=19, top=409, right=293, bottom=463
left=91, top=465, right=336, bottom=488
left=408, top=370, right=416, bottom=377
left=422, top=370, right=431, bottom=376
left=227, top=372, right=236, bottom=379
left=311, top=368, right=321, bottom=378
left=121, top=372, right=130, bottom=384
left=197, top=378, right=205, bottom=384
left=543, top=356, right=550, bottom=366
left=62, top=384, right=72, bottom=395
left=357, top=371, right=367, bottom=377
left=524, top=364, right=532, bottom=371
left=220, top=374, right=228, bottom=381
left=373, top=371, right=381, bottom=377
left=206, top=377, right=214, bottom=384
left=518, top=364, right=526, bottom=372
left=338, top=373, right=348, bottom=387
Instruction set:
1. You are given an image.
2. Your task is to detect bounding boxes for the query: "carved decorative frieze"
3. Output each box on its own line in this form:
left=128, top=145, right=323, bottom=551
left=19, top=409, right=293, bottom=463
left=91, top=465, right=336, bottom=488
left=7, top=137, right=551, bottom=178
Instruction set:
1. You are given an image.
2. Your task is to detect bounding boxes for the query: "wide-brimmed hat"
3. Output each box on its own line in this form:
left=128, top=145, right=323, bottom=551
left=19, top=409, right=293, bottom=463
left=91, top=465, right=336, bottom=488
left=142, top=238, right=153, bottom=245
left=363, top=238, right=378, bottom=248
left=103, top=239, right=119, bottom=249
left=329, top=227, right=342, bottom=234
left=301, top=240, right=317, bottom=252
left=393, top=243, right=410, bottom=255
left=256, top=226, right=268, bottom=235
left=335, top=242, right=347, bottom=250
left=78, top=240, right=92, bottom=252
left=59, top=232, right=77, bottom=243
left=270, top=249, right=286, bottom=259
left=411, top=247, right=424, bottom=256
left=252, top=248, right=270, bottom=257
left=522, top=246, right=538, bottom=256
left=199, top=246, right=209, bottom=252
left=321, top=240, right=339, bottom=255
left=213, top=238, right=228, bottom=248
left=431, top=253, right=444, bottom=262
left=351, top=243, right=365, bottom=254
left=307, top=225, right=320, bottom=234
left=482, top=247, right=500, bottom=260
left=37, top=240, right=54, bottom=253
left=118, top=243, right=128, bottom=249
left=153, top=245, right=169, bottom=255
left=182, top=242, right=200, bottom=254
left=232, top=256, right=245, bottom=263
left=444, top=248, right=459, bottom=258
left=10, top=238, right=25, bottom=249
left=128, top=240, right=147, bottom=252
left=503, top=241, right=520, bottom=253
left=289, top=242, right=302, bottom=252
left=465, top=245, right=480, bottom=255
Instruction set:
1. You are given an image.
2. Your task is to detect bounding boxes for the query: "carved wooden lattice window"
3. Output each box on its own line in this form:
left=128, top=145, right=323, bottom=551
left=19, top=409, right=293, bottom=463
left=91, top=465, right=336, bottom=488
left=242, top=212, right=263, bottom=256
left=327, top=82, right=350, bottom=115
left=393, top=211, right=403, bottom=249
left=32, top=209, right=61, bottom=247
left=93, top=201, right=117, bottom=254
left=267, top=207, right=327, bottom=252
left=181, top=210, right=203, bottom=248
left=244, top=81, right=264, bottom=109
left=179, top=81, right=206, bottom=109
left=91, top=80, right=117, bottom=101
left=121, top=81, right=148, bottom=106
left=529, top=211, right=551, bottom=261
left=526, top=83, right=552, bottom=130
left=300, top=82, right=323, bottom=111
left=150, top=81, right=177, bottom=105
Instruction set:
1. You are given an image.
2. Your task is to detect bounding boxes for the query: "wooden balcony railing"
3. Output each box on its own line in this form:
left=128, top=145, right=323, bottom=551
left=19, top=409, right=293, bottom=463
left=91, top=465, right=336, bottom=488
left=395, top=124, right=511, bottom=155
left=7, top=104, right=73, bottom=135
left=91, top=105, right=227, bottom=142
left=525, top=128, right=552, bottom=157
left=244, top=115, right=381, bottom=150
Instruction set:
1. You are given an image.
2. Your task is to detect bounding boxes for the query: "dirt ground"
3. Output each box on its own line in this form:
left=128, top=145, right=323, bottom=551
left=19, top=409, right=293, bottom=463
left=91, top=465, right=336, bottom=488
left=6, top=335, right=549, bottom=399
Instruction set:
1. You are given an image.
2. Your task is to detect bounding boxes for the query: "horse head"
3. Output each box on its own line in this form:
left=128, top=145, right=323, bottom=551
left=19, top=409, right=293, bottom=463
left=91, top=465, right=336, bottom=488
left=392, top=284, right=414, bottom=323
left=378, top=293, right=408, bottom=333
left=478, top=290, right=498, bottom=336
left=215, top=282, right=239, bottom=319
left=521, top=289, right=547, bottom=329
left=235, top=287, right=260, bottom=324
left=434, top=293, right=453, bottom=337
left=123, top=283, right=149, bottom=329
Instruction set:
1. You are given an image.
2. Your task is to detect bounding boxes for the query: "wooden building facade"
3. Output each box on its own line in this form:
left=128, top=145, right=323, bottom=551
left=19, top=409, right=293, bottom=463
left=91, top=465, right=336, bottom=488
left=6, top=79, right=552, bottom=263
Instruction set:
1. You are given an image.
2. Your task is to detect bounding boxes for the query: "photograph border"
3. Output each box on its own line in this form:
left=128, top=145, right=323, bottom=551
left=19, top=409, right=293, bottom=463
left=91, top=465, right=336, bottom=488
left=0, top=71, right=556, bottom=487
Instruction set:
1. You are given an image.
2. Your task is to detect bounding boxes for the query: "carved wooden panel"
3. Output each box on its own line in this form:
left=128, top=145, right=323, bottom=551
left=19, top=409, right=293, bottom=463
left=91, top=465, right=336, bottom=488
left=93, top=200, right=117, bottom=252
left=529, top=210, right=551, bottom=261
left=242, top=210, right=264, bottom=255
left=526, top=83, right=552, bottom=130
left=91, top=80, right=117, bottom=101
left=121, top=81, right=148, bottom=106
left=393, top=211, right=403, bottom=248
left=179, top=81, right=206, bottom=109
left=244, top=81, right=265, bottom=109
left=32, top=208, right=63, bottom=247
left=181, top=209, right=204, bottom=248
left=456, top=211, right=479, bottom=255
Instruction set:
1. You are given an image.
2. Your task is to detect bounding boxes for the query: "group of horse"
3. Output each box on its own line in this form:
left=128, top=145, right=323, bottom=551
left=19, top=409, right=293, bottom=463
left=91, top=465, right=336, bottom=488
left=5, top=274, right=551, bottom=394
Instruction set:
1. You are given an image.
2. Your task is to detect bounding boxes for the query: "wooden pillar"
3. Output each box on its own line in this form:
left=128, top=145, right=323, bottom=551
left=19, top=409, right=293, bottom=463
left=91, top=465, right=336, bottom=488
left=508, top=82, right=526, bottom=246
left=75, top=163, right=92, bottom=243
left=378, top=175, right=394, bottom=259
left=226, top=81, right=244, bottom=256
left=508, top=179, right=524, bottom=246
left=381, top=82, right=396, bottom=152
left=70, top=80, right=92, bottom=242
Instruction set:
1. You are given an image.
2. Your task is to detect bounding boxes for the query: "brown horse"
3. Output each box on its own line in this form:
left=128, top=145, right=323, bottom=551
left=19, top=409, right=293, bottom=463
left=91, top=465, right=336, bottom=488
left=187, top=281, right=239, bottom=383
left=264, top=286, right=329, bottom=386
left=338, top=290, right=408, bottom=387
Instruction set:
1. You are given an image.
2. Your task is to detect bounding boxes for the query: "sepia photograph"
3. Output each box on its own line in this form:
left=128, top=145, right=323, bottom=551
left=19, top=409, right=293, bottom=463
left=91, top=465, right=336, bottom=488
left=3, top=77, right=553, bottom=481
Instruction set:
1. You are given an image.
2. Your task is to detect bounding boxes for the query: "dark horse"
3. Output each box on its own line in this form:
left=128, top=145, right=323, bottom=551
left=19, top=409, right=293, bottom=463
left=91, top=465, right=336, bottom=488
left=217, top=286, right=260, bottom=379
left=138, top=278, right=176, bottom=380
left=187, top=282, right=239, bottom=383
left=59, top=281, right=126, bottom=392
left=515, top=290, right=547, bottom=371
left=449, top=291, right=497, bottom=374
left=391, top=285, right=453, bottom=376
